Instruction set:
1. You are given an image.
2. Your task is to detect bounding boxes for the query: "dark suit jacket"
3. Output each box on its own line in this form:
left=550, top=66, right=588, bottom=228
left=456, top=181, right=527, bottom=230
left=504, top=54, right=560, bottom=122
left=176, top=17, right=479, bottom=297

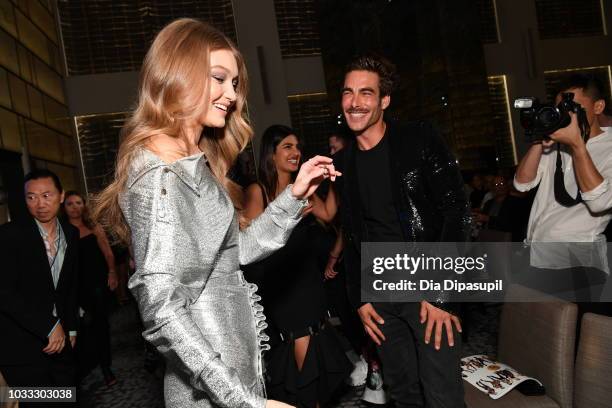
left=0, top=217, right=79, bottom=365
left=333, top=120, right=471, bottom=310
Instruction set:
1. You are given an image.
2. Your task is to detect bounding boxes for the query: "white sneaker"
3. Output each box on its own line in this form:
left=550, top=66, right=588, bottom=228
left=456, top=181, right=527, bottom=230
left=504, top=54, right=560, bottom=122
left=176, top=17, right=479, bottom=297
left=361, top=368, right=389, bottom=405
left=346, top=355, right=368, bottom=386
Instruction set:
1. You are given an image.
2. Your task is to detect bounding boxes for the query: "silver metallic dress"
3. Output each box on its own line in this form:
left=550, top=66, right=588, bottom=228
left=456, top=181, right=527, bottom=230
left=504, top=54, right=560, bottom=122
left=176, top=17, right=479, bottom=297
left=120, top=149, right=307, bottom=408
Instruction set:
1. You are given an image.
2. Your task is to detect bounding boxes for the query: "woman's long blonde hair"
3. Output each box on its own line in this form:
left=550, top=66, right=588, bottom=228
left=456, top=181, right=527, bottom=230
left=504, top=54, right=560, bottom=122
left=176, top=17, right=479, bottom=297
left=93, top=18, right=252, bottom=245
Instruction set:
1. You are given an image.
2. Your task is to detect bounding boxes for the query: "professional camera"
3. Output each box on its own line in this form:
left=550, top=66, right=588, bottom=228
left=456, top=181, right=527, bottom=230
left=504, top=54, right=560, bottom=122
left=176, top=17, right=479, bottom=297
left=513, top=92, right=588, bottom=143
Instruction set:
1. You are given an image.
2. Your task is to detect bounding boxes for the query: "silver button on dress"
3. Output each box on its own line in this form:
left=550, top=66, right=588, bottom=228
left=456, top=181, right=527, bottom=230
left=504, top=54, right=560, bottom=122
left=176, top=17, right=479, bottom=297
left=120, top=149, right=307, bottom=408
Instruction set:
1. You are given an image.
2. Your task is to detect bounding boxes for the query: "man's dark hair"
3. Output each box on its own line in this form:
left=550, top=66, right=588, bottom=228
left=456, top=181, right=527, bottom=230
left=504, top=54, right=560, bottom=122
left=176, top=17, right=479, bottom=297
left=557, top=73, right=608, bottom=104
left=344, top=53, right=397, bottom=97
left=24, top=169, right=63, bottom=193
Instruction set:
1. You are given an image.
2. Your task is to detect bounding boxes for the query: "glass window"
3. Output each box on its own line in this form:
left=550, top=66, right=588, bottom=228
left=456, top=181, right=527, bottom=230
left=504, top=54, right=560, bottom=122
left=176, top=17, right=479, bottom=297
left=75, top=112, right=126, bottom=192
left=0, top=106, right=22, bottom=152
left=0, top=67, right=12, bottom=109
left=15, top=8, right=50, bottom=64
left=0, top=0, right=17, bottom=37
left=58, top=133, right=76, bottom=165
left=43, top=94, right=69, bottom=134
left=61, top=118, right=71, bottom=135
left=544, top=67, right=611, bottom=103
left=28, top=0, right=57, bottom=43
left=45, top=162, right=77, bottom=191
left=0, top=29, right=19, bottom=74
left=41, top=0, right=53, bottom=13
left=476, top=0, right=500, bottom=44
left=487, top=75, right=516, bottom=167
left=288, top=93, right=333, bottom=158
left=274, top=0, right=321, bottom=57
left=27, top=84, right=44, bottom=123
left=8, top=72, right=29, bottom=116
left=15, top=0, right=28, bottom=16
left=50, top=42, right=62, bottom=73
left=57, top=0, right=237, bottom=75
left=535, top=0, right=604, bottom=40
left=17, top=44, right=32, bottom=81
left=33, top=58, right=64, bottom=103
left=24, top=118, right=62, bottom=162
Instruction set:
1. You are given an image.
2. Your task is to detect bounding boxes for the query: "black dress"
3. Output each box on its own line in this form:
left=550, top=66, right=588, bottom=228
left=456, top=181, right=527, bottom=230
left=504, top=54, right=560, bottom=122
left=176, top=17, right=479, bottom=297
left=76, top=234, right=112, bottom=378
left=244, top=202, right=351, bottom=408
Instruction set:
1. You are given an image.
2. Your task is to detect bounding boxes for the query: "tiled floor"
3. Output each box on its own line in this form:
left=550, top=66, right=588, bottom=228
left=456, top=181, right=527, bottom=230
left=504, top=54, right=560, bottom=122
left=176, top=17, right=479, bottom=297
left=79, top=302, right=500, bottom=407
left=80, top=304, right=164, bottom=408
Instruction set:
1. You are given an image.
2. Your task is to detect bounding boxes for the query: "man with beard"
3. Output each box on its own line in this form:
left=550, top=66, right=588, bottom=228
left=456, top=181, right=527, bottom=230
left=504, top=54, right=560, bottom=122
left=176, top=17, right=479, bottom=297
left=332, top=54, right=470, bottom=408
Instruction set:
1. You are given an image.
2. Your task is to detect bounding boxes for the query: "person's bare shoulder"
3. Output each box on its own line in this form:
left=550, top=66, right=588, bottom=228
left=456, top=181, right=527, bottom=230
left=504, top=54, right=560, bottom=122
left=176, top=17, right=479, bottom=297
left=245, top=182, right=262, bottom=194
left=243, top=183, right=265, bottom=218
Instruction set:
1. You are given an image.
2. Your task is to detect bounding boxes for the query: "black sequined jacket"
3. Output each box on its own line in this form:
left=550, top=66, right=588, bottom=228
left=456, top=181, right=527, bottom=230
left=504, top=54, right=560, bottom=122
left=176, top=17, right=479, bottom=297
left=333, top=120, right=471, bottom=312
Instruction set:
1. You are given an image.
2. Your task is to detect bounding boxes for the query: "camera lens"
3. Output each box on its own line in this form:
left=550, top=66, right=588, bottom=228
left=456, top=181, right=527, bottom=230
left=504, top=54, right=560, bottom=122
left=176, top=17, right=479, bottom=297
left=538, top=107, right=560, bottom=129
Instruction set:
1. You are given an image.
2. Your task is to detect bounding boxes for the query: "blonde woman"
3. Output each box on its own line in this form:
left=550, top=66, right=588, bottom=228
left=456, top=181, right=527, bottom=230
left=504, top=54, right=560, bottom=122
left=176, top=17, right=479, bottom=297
left=93, top=19, right=339, bottom=408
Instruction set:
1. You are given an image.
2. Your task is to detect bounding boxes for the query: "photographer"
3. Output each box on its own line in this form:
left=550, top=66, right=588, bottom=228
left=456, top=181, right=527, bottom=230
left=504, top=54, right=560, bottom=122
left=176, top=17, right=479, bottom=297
left=514, top=74, right=611, bottom=313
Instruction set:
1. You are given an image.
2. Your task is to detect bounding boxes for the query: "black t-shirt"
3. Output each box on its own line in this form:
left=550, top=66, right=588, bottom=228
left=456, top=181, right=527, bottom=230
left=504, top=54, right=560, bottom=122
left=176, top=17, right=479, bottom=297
left=355, top=135, right=404, bottom=242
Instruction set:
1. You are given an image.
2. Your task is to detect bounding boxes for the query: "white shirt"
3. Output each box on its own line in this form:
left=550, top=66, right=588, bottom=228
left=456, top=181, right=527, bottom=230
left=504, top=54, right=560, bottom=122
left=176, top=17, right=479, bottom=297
left=35, top=219, right=76, bottom=337
left=514, top=127, right=612, bottom=270
left=35, top=218, right=66, bottom=290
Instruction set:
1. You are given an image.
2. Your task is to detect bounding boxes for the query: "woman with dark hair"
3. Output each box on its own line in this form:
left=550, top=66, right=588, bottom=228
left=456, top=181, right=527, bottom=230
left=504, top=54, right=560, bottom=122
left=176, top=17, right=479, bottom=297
left=63, top=191, right=118, bottom=386
left=243, top=125, right=351, bottom=408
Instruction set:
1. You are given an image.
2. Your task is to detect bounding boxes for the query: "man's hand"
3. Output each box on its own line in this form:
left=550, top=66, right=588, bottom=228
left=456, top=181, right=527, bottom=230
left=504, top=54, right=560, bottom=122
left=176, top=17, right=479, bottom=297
left=357, top=303, right=385, bottom=345
left=471, top=210, right=489, bottom=224
left=323, top=255, right=339, bottom=280
left=550, top=111, right=584, bottom=150
left=70, top=335, right=77, bottom=349
left=43, top=323, right=66, bottom=354
left=108, top=271, right=119, bottom=291
left=420, top=301, right=462, bottom=350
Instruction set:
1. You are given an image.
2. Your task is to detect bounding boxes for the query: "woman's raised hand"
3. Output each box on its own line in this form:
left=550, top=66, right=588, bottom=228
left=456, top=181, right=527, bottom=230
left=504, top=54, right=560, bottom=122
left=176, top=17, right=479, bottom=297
left=291, top=156, right=341, bottom=200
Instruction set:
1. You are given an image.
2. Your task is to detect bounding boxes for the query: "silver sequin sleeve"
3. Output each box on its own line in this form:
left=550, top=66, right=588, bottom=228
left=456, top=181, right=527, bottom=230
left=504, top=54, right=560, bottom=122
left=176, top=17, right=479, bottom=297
left=121, top=164, right=304, bottom=408
left=239, top=186, right=307, bottom=265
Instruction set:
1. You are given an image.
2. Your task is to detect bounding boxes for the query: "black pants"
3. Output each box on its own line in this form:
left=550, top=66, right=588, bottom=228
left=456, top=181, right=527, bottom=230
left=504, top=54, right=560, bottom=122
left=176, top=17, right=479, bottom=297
left=77, top=287, right=112, bottom=379
left=375, top=302, right=464, bottom=408
left=1, top=355, right=77, bottom=407
left=325, top=263, right=367, bottom=354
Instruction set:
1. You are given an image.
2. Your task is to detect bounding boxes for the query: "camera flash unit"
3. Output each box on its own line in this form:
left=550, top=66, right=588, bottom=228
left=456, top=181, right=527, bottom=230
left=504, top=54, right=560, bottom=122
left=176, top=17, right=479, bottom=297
left=514, top=98, right=536, bottom=109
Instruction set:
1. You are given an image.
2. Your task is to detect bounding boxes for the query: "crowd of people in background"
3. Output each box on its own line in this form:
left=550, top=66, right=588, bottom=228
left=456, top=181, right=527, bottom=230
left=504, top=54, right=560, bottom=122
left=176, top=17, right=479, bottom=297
left=1, top=17, right=611, bottom=408
left=0, top=120, right=607, bottom=408
left=1, top=112, right=608, bottom=408
left=466, top=172, right=534, bottom=242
